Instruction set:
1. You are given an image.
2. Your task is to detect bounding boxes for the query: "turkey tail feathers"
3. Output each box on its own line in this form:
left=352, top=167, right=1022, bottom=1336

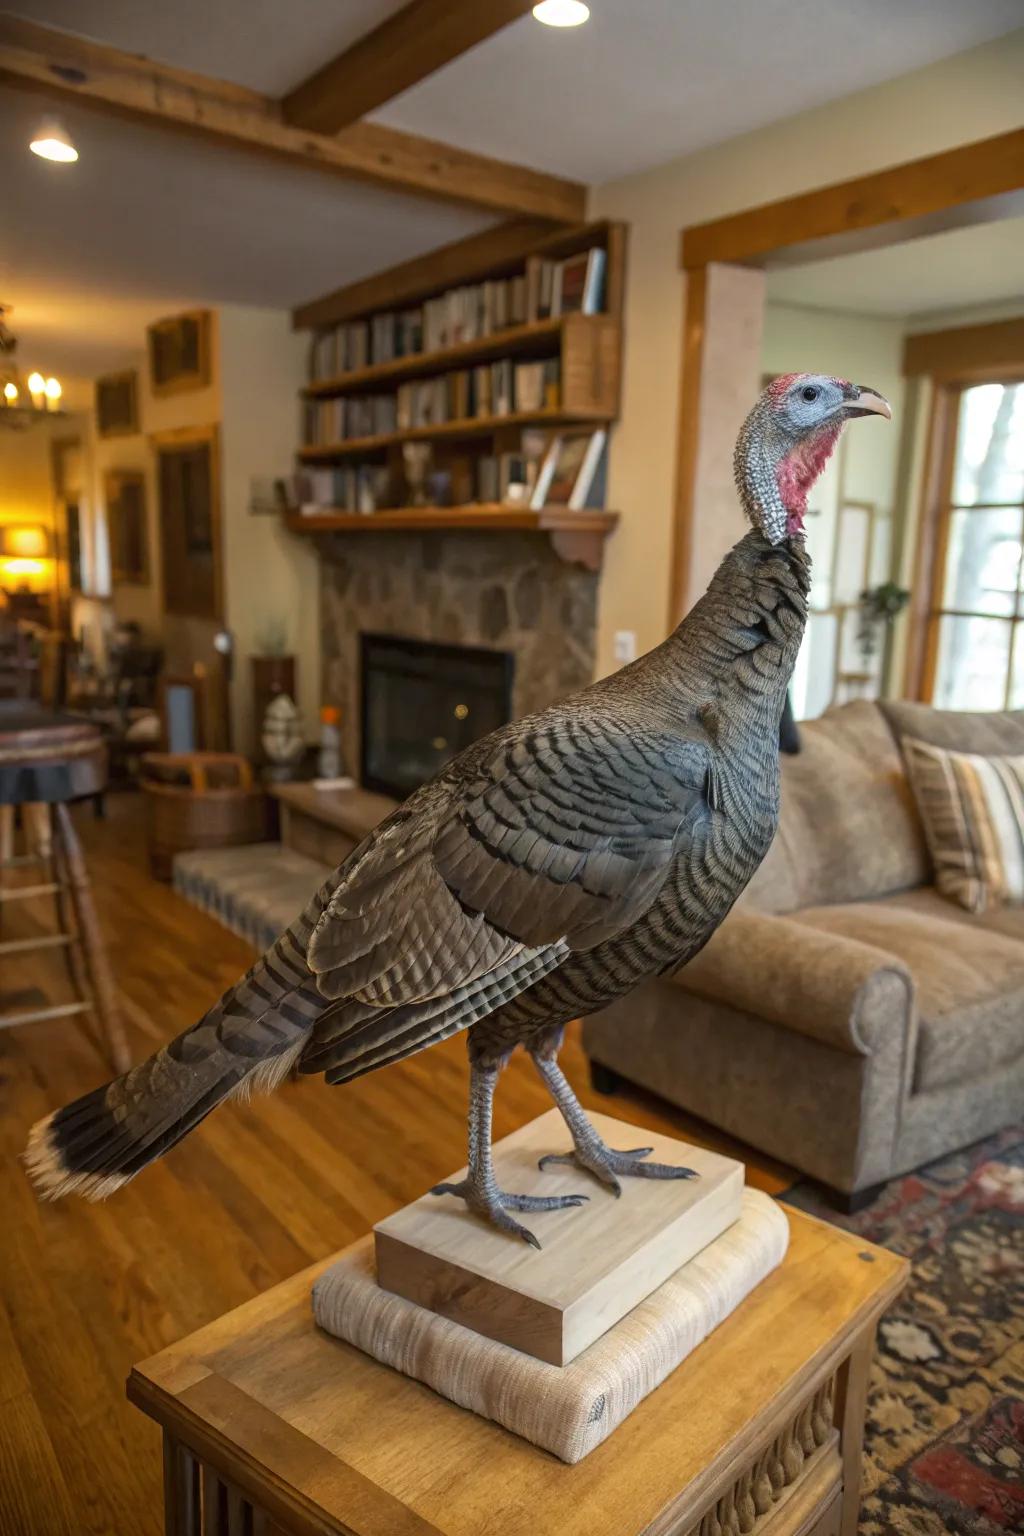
left=24, top=899, right=327, bottom=1202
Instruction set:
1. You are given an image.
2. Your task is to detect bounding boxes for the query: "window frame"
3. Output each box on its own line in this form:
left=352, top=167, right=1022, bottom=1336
left=919, top=377, right=1024, bottom=708
left=902, top=318, right=1024, bottom=705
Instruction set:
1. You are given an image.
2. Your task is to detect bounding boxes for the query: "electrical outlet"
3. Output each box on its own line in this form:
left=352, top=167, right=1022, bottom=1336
left=613, top=630, right=637, bottom=665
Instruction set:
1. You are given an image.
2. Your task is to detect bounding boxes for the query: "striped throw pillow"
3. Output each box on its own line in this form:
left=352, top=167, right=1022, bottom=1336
left=903, top=737, right=1024, bottom=913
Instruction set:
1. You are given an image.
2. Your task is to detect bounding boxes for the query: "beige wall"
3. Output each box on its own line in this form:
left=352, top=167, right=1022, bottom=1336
left=0, top=422, right=57, bottom=537
left=588, top=28, right=1024, bottom=678
left=87, top=305, right=316, bottom=749
left=93, top=317, right=221, bottom=642
left=219, top=304, right=319, bottom=752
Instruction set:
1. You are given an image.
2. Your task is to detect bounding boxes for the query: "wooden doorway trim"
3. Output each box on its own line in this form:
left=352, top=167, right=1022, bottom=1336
left=680, top=128, right=1024, bottom=272
left=669, top=128, right=1024, bottom=627
left=669, top=269, right=708, bottom=629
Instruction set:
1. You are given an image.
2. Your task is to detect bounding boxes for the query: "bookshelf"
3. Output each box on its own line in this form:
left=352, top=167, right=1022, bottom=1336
left=287, top=220, right=627, bottom=565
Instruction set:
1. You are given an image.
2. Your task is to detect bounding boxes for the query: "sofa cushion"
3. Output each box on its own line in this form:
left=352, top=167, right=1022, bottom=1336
left=795, top=894, right=1024, bottom=1091
left=880, top=701, right=1024, bottom=756
left=903, top=738, right=1024, bottom=912
left=873, top=884, right=1024, bottom=942
left=744, top=701, right=927, bottom=915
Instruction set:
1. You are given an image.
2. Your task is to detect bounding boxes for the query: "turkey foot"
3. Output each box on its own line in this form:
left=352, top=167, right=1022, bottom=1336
left=430, top=1177, right=588, bottom=1248
left=531, top=1048, right=699, bottom=1197
left=437, top=1059, right=589, bottom=1248
left=538, top=1143, right=697, bottom=1197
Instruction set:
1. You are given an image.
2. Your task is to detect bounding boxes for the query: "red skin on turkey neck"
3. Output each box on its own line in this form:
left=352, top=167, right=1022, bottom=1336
left=775, top=421, right=842, bottom=537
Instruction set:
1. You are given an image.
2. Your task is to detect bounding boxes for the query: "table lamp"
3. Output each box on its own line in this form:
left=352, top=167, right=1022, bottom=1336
left=0, top=523, right=53, bottom=620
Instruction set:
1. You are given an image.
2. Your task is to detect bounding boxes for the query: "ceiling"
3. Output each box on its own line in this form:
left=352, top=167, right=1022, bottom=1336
left=1, top=85, right=490, bottom=379
left=10, top=0, right=1023, bottom=181
left=765, top=217, right=1024, bottom=321
left=2, top=0, right=1022, bottom=378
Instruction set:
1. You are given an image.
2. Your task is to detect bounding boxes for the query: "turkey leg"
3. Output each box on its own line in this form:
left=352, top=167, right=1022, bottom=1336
left=531, top=1050, right=698, bottom=1195
left=429, top=1062, right=590, bottom=1248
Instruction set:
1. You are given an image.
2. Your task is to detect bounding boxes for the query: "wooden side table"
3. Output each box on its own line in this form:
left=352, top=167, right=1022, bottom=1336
left=130, top=1206, right=907, bottom=1536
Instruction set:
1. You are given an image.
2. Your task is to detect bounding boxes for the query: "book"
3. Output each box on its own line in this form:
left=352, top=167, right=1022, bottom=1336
left=531, top=429, right=607, bottom=510
left=514, top=360, right=544, bottom=412
left=542, top=357, right=561, bottom=409
left=491, top=358, right=513, bottom=416
left=552, top=248, right=606, bottom=317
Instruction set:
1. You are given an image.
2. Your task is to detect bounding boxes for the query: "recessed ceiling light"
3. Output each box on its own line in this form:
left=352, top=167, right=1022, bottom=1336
left=29, top=119, right=78, bottom=163
left=533, top=1, right=590, bottom=27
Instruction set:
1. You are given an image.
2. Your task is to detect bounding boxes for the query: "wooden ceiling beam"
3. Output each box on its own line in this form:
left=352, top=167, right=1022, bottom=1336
left=0, top=17, right=585, bottom=223
left=282, top=0, right=536, bottom=135
left=680, top=128, right=1024, bottom=271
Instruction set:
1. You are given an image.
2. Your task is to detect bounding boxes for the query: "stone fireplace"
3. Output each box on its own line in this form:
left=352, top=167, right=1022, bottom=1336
left=320, top=530, right=599, bottom=787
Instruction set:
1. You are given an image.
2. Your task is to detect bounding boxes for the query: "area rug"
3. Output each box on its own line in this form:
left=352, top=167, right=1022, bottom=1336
left=784, top=1126, right=1024, bottom=1535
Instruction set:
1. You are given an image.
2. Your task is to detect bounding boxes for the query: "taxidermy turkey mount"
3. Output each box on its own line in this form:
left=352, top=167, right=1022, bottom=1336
left=27, top=375, right=890, bottom=1249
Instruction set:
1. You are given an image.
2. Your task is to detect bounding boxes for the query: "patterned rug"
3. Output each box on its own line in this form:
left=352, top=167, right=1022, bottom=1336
left=784, top=1127, right=1024, bottom=1535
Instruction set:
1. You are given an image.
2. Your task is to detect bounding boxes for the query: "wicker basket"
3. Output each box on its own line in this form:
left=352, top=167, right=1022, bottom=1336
left=140, top=752, right=270, bottom=880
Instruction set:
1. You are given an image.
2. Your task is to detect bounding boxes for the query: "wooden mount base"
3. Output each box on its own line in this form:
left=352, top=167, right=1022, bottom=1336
left=373, top=1108, right=744, bottom=1365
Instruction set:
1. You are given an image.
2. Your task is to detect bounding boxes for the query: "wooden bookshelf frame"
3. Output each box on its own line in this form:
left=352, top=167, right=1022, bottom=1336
left=294, top=220, right=626, bottom=333
left=299, top=408, right=614, bottom=462
left=304, top=314, right=621, bottom=418
left=286, top=506, right=619, bottom=572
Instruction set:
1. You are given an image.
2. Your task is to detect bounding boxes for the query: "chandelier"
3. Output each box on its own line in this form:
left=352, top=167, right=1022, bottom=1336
left=0, top=306, right=63, bottom=429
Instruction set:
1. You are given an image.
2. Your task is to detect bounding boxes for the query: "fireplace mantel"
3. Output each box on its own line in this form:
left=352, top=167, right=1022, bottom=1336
left=284, top=505, right=618, bottom=572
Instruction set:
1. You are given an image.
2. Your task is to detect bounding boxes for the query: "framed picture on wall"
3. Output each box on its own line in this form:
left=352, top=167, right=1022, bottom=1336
left=95, top=370, right=138, bottom=438
left=147, top=310, right=211, bottom=396
left=105, top=468, right=149, bottom=584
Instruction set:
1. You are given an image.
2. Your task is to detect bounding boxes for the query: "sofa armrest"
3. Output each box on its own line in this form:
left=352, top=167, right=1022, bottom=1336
left=677, top=907, right=913, bottom=1057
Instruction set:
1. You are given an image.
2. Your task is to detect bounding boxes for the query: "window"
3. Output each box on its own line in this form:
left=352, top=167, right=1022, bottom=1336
left=928, top=382, right=1024, bottom=710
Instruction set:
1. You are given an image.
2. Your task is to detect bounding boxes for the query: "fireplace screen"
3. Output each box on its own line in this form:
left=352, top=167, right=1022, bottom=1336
left=360, top=633, right=515, bottom=798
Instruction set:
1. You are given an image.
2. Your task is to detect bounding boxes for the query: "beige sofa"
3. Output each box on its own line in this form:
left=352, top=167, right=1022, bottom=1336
left=583, top=700, right=1024, bottom=1207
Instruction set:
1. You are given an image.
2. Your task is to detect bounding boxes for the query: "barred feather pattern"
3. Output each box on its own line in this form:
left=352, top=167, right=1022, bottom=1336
left=467, top=530, right=810, bottom=1064
left=26, top=529, right=808, bottom=1203
left=25, top=878, right=335, bottom=1200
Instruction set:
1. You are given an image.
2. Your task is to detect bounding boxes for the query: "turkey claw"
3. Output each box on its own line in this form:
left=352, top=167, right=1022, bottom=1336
left=430, top=1177, right=589, bottom=1248
left=538, top=1144, right=699, bottom=1197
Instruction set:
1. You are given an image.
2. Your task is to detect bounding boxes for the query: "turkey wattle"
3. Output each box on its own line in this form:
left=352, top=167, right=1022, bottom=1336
left=26, top=374, right=890, bottom=1247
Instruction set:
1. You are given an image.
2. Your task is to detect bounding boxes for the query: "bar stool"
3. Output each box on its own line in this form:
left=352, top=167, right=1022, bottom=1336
left=0, top=702, right=130, bottom=1074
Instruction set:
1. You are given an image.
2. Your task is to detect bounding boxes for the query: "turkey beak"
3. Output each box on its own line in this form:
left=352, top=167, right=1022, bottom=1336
left=844, top=385, right=891, bottom=421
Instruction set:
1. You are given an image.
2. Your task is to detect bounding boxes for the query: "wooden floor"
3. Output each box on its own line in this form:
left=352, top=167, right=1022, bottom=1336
left=0, top=795, right=793, bottom=1536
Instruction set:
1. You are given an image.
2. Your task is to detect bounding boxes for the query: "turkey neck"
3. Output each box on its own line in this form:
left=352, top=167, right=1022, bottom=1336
left=607, top=529, right=811, bottom=745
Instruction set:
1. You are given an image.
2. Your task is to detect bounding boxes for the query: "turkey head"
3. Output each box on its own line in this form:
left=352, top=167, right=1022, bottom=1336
left=734, top=373, right=890, bottom=544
